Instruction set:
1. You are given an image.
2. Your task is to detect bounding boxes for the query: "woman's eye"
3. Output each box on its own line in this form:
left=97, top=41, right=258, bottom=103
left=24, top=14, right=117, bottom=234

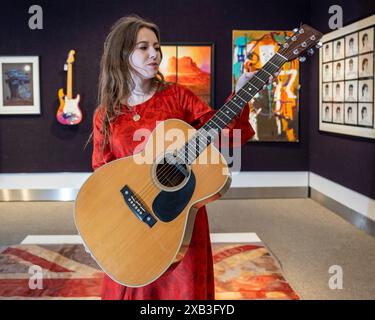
left=139, top=47, right=147, bottom=50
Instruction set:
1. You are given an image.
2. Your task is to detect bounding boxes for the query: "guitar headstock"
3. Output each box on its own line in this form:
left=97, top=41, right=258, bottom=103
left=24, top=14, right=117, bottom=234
left=278, top=24, right=323, bottom=61
left=67, top=50, right=76, bottom=64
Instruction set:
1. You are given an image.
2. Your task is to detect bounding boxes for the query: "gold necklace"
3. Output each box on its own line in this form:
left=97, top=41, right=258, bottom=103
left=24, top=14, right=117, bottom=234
left=133, top=110, right=141, bottom=122
left=126, top=85, right=155, bottom=122
left=127, top=93, right=146, bottom=122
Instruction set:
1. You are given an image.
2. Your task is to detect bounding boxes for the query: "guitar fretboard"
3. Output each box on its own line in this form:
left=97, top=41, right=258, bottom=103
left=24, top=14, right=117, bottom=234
left=176, top=52, right=287, bottom=164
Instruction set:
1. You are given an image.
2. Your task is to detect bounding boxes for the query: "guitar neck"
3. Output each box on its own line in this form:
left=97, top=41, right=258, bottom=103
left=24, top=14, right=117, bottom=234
left=67, top=63, right=73, bottom=99
left=176, top=52, right=287, bottom=163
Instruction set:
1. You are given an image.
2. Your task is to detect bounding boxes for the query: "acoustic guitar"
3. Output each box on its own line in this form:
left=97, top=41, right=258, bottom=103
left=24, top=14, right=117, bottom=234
left=75, top=25, right=322, bottom=287
left=57, top=50, right=82, bottom=125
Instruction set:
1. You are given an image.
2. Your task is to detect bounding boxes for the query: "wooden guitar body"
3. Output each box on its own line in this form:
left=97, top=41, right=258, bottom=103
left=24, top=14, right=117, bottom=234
left=75, top=119, right=231, bottom=287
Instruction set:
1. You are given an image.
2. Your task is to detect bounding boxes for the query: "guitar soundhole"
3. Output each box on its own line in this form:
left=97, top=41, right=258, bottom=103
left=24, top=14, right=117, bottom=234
left=155, top=162, right=188, bottom=188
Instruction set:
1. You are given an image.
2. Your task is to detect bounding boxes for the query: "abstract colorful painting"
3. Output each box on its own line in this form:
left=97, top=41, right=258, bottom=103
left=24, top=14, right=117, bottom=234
left=160, top=44, right=214, bottom=106
left=233, top=30, right=300, bottom=142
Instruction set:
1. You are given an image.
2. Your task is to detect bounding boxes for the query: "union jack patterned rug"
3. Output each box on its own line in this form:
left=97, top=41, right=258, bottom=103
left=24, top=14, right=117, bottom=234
left=0, top=243, right=299, bottom=300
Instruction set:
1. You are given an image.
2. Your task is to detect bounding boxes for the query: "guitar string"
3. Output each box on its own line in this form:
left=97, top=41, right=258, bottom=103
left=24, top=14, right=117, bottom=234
left=136, top=47, right=301, bottom=199
left=135, top=54, right=286, bottom=200
left=136, top=49, right=292, bottom=199
left=135, top=34, right=314, bottom=200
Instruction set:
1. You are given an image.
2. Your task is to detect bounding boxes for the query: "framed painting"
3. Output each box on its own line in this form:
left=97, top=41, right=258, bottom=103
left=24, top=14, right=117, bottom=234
left=0, top=56, right=40, bottom=115
left=160, top=43, right=214, bottom=107
left=233, top=30, right=300, bottom=142
left=319, top=14, right=375, bottom=139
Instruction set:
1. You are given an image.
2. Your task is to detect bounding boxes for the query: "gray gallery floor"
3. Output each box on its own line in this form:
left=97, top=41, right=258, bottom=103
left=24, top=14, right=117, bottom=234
left=0, top=198, right=374, bottom=300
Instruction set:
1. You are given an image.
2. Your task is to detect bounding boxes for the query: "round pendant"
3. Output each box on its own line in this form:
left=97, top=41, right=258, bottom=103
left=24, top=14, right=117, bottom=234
left=133, top=114, right=141, bottom=122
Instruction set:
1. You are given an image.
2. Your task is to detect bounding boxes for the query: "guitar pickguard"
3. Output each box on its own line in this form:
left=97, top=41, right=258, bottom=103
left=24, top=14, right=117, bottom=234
left=152, top=171, right=196, bottom=222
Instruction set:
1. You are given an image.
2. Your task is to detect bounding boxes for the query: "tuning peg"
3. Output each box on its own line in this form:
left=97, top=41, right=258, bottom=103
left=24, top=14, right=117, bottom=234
left=293, top=28, right=299, bottom=33
left=315, top=41, right=323, bottom=49
left=299, top=56, right=307, bottom=62
left=307, top=48, right=314, bottom=56
left=64, top=63, right=68, bottom=71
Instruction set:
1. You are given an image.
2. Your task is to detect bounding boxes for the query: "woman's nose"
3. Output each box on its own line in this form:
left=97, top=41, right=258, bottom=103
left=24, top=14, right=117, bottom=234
left=149, top=47, right=157, bottom=59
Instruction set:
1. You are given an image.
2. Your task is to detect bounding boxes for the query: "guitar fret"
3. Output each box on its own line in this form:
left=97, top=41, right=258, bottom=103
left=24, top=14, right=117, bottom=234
left=253, top=74, right=265, bottom=84
left=177, top=48, right=289, bottom=164
left=224, top=107, right=238, bottom=116
left=246, top=81, right=259, bottom=91
left=219, top=109, right=232, bottom=121
left=262, top=68, right=272, bottom=76
left=256, top=69, right=272, bottom=83
left=214, top=114, right=227, bottom=126
left=276, top=52, right=287, bottom=61
left=264, top=63, right=278, bottom=74
left=229, top=98, right=242, bottom=109
left=267, top=60, right=279, bottom=69
left=234, top=94, right=246, bottom=103
left=237, top=91, right=251, bottom=103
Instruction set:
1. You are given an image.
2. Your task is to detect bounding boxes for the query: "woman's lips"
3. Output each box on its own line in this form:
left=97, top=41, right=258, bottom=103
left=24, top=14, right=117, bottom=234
left=147, top=63, right=159, bottom=68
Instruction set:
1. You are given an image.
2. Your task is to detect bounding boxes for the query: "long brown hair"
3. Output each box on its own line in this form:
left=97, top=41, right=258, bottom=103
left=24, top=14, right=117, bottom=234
left=91, top=15, right=169, bottom=153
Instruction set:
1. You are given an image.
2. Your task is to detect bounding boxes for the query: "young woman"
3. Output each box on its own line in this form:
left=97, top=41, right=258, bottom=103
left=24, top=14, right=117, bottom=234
left=92, top=15, right=255, bottom=300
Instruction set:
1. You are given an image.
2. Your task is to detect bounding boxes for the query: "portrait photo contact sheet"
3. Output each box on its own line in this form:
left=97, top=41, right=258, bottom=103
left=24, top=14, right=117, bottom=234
left=319, top=15, right=375, bottom=139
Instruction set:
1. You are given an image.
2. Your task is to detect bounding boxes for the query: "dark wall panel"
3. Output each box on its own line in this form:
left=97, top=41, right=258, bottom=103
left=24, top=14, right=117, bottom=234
left=0, top=0, right=311, bottom=173
left=309, top=0, right=375, bottom=198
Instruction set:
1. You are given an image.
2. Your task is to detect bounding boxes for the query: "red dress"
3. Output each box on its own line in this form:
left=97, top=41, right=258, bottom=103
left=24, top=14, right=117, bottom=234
left=92, top=84, right=254, bottom=300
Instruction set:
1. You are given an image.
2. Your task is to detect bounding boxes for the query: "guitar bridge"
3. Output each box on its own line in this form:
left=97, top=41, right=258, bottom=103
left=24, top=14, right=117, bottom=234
left=120, top=185, right=157, bottom=228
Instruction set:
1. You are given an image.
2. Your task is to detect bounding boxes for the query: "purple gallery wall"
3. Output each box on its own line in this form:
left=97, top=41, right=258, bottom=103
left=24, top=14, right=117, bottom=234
left=0, top=0, right=311, bottom=173
left=0, top=0, right=373, bottom=199
left=309, top=0, right=375, bottom=199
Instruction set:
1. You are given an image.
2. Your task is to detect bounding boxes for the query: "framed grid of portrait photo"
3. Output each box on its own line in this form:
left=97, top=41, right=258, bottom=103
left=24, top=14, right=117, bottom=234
left=319, top=14, right=375, bottom=139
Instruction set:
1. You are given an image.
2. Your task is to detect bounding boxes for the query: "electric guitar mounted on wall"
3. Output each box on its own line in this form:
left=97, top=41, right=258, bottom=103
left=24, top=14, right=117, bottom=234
left=57, top=50, right=82, bottom=125
left=75, top=24, right=323, bottom=287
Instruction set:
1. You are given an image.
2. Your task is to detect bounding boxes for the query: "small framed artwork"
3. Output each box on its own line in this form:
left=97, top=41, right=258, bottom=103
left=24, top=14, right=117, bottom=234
left=0, top=56, right=40, bottom=115
left=322, top=103, right=333, bottom=122
left=322, top=82, right=333, bottom=102
left=358, top=79, right=373, bottom=102
left=358, top=53, right=373, bottom=77
left=323, top=63, right=333, bottom=82
left=332, top=104, right=344, bottom=123
left=319, top=14, right=375, bottom=139
left=344, top=56, right=358, bottom=80
left=333, top=60, right=344, bottom=81
left=333, top=81, right=344, bottom=102
left=344, top=103, right=358, bottom=125
left=358, top=103, right=373, bottom=126
left=345, top=33, right=358, bottom=56
left=323, top=42, right=333, bottom=62
left=333, top=39, right=345, bottom=60
left=345, top=80, right=358, bottom=101
left=359, top=28, right=374, bottom=54
left=159, top=43, right=214, bottom=107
